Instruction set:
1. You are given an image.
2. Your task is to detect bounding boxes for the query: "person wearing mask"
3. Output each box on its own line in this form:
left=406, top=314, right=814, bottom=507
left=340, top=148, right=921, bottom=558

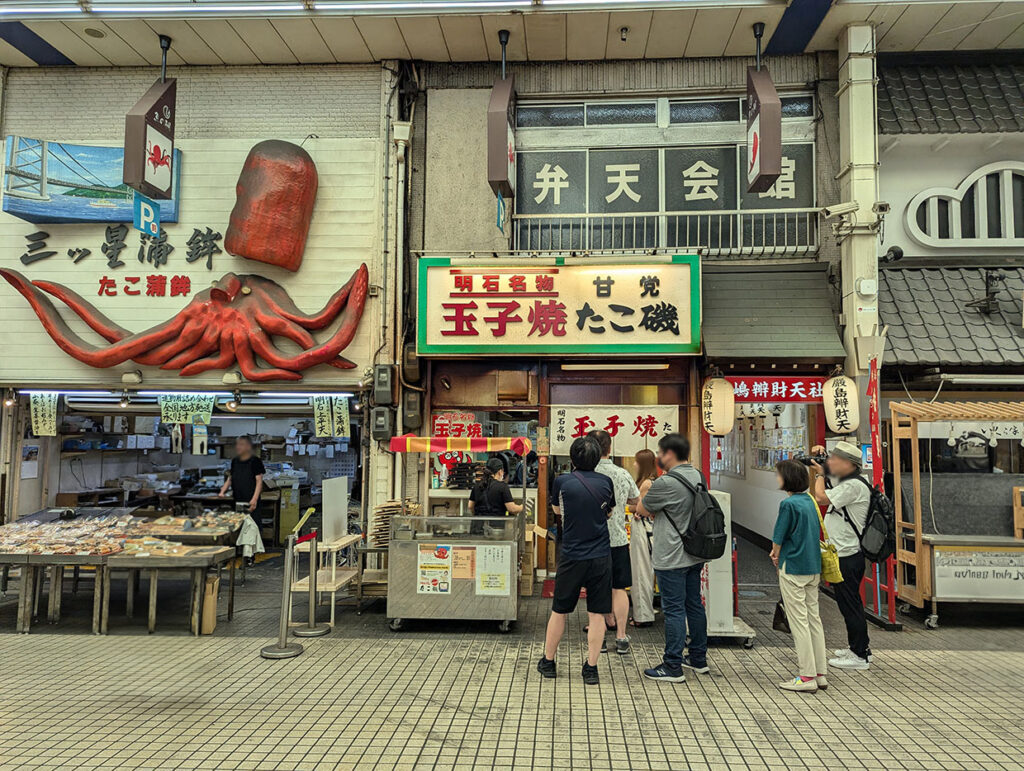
left=588, top=430, right=640, bottom=654
left=634, top=433, right=710, bottom=682
left=810, top=440, right=873, bottom=670
left=218, top=435, right=265, bottom=514
left=629, top=449, right=659, bottom=628
left=771, top=459, right=828, bottom=693
left=468, top=457, right=524, bottom=519
left=537, top=436, right=615, bottom=685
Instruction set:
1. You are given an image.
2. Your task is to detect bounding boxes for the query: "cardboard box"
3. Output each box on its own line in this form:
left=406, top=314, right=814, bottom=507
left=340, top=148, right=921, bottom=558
left=519, top=571, right=534, bottom=596
left=201, top=574, right=220, bottom=635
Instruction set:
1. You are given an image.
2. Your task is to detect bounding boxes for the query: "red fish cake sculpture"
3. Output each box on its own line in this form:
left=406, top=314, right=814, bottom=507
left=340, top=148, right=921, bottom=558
left=225, top=140, right=318, bottom=273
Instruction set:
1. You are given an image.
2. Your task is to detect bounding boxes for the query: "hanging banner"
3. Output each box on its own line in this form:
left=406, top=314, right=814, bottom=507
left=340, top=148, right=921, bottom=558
left=549, top=404, right=678, bottom=457
left=746, top=66, right=782, bottom=193
left=159, top=394, right=214, bottom=425
left=331, top=396, right=350, bottom=439
left=726, top=376, right=826, bottom=403
left=29, top=392, right=58, bottom=436
left=124, top=77, right=177, bottom=200
left=417, top=543, right=453, bottom=594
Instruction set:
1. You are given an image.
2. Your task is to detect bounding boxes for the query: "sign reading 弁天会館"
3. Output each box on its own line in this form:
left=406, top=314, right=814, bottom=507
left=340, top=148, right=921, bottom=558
left=417, top=256, right=700, bottom=355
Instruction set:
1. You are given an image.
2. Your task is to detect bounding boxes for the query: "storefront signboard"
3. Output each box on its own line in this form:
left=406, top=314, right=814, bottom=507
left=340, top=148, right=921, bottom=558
left=124, top=78, right=177, bottom=200
left=549, top=405, right=678, bottom=457
left=418, top=256, right=700, bottom=355
left=746, top=66, right=782, bottom=194
left=933, top=546, right=1024, bottom=602
left=432, top=412, right=483, bottom=438
left=726, top=376, right=825, bottom=403
left=159, top=393, right=214, bottom=425
left=487, top=76, right=516, bottom=200
left=29, top=392, right=58, bottom=436
left=417, top=543, right=452, bottom=594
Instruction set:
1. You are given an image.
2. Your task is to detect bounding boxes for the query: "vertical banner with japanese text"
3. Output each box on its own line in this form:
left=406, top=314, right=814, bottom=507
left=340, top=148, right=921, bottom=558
left=29, top=392, right=58, bottom=436
left=313, top=395, right=351, bottom=438
left=331, top=396, right=350, bottom=439
left=549, top=405, right=679, bottom=457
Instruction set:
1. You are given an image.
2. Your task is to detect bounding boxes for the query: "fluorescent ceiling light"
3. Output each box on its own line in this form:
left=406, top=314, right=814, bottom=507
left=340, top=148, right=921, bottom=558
left=138, top=390, right=233, bottom=396
left=28, top=390, right=114, bottom=396
left=91, top=3, right=305, bottom=10
left=560, top=363, right=670, bottom=371
left=257, top=392, right=354, bottom=398
left=0, top=6, right=83, bottom=15
left=313, top=1, right=531, bottom=8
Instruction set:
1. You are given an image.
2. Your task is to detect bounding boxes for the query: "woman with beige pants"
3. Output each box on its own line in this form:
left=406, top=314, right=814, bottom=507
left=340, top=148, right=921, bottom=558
left=770, top=460, right=828, bottom=693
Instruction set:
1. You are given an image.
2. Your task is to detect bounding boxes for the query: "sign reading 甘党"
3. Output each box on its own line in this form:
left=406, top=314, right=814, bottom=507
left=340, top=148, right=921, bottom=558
left=418, top=256, right=700, bottom=355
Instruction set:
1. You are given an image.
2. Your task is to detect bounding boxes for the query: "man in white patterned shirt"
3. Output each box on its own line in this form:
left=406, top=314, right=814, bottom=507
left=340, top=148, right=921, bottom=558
left=589, top=430, right=640, bottom=654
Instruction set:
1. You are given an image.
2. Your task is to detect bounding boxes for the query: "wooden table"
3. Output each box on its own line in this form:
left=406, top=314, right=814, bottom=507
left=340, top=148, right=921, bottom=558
left=106, top=546, right=236, bottom=635
left=21, top=553, right=109, bottom=634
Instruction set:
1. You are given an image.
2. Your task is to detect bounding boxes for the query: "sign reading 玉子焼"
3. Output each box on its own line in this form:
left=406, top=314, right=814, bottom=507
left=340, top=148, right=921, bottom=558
left=549, top=405, right=678, bottom=457
left=417, top=256, right=700, bottom=355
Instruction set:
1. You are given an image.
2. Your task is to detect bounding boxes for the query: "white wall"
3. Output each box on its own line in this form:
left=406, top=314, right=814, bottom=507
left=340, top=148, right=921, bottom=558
left=713, top=404, right=807, bottom=541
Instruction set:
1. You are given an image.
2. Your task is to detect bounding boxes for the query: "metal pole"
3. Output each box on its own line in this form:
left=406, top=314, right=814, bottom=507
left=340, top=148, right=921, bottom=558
left=293, top=530, right=330, bottom=637
left=753, top=23, right=765, bottom=72
left=260, top=534, right=303, bottom=659
left=498, top=29, right=510, bottom=80
left=159, top=34, right=172, bottom=83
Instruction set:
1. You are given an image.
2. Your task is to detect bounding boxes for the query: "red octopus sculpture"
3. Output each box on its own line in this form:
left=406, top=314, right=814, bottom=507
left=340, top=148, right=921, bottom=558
left=0, top=264, right=368, bottom=382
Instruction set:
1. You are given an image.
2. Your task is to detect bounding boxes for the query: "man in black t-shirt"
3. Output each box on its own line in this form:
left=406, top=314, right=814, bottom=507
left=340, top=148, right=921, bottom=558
left=218, top=436, right=265, bottom=513
left=537, top=436, right=615, bottom=686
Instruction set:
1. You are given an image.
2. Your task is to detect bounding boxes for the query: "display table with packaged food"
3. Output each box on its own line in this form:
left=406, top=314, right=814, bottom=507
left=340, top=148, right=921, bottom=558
left=0, top=510, right=249, bottom=635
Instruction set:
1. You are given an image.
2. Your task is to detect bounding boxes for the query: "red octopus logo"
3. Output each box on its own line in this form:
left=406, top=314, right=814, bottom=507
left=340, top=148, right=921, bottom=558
left=147, top=142, right=171, bottom=172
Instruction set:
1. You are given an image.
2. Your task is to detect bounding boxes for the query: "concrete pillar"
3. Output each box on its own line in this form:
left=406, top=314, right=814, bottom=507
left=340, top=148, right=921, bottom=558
left=837, top=24, right=881, bottom=439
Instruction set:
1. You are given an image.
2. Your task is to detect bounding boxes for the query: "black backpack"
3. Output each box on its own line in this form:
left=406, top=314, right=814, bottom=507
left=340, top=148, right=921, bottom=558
left=664, top=469, right=728, bottom=561
left=842, top=475, right=896, bottom=563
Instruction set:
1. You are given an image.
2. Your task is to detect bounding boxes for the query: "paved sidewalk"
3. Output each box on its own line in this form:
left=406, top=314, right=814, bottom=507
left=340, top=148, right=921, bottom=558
left=1, top=552, right=1022, bottom=771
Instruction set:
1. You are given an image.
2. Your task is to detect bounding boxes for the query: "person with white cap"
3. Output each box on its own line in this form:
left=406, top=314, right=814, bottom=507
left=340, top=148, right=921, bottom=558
left=809, top=440, right=873, bottom=670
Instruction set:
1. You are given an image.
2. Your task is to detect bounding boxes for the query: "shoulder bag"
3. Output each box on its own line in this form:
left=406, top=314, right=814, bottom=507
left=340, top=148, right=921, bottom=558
left=807, top=492, right=843, bottom=585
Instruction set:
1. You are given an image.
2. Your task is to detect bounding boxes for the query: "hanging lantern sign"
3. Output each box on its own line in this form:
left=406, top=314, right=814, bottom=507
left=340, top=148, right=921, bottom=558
left=823, top=375, right=860, bottom=434
left=701, top=377, right=735, bottom=437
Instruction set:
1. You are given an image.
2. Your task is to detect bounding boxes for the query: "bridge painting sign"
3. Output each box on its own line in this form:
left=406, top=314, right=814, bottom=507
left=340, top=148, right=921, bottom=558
left=124, top=78, right=176, bottom=200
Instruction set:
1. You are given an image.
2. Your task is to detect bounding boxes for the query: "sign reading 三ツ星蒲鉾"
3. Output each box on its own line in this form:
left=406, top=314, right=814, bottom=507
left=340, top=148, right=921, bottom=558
left=549, top=405, right=679, bottom=457
left=417, top=256, right=700, bottom=355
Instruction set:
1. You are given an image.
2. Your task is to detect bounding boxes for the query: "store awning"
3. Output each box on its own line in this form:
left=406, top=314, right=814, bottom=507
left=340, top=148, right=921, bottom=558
left=879, top=268, right=1024, bottom=367
left=702, top=266, right=845, bottom=361
left=390, top=435, right=533, bottom=456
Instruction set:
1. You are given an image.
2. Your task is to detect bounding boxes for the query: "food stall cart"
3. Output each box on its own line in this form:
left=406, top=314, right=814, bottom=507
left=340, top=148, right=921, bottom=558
left=891, top=401, right=1024, bottom=628
left=384, top=435, right=532, bottom=632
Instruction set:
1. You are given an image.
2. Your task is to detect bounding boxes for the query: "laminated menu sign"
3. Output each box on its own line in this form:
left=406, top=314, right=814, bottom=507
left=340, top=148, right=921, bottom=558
left=30, top=392, right=58, bottom=436
left=453, top=546, right=476, bottom=579
left=417, top=543, right=452, bottom=594
left=159, top=394, right=214, bottom=425
left=476, top=544, right=511, bottom=596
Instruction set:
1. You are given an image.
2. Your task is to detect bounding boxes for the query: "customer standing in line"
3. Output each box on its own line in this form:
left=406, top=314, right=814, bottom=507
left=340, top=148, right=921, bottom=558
left=634, top=433, right=710, bottom=682
left=629, top=449, right=659, bottom=628
left=588, top=430, right=640, bottom=654
left=771, top=459, right=828, bottom=693
left=810, top=441, right=873, bottom=670
left=537, top=436, right=616, bottom=685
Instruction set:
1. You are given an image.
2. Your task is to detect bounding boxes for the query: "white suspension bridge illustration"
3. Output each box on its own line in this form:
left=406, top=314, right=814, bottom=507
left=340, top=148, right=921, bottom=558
left=4, top=137, right=127, bottom=202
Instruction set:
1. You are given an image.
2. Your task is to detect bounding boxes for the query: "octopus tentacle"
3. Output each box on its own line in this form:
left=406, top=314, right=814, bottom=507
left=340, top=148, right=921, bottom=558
left=0, top=268, right=183, bottom=367
left=179, top=336, right=236, bottom=377
left=162, top=327, right=220, bottom=370
left=325, top=357, right=357, bottom=369
left=248, top=269, right=359, bottom=330
left=232, top=329, right=302, bottom=382
left=253, top=309, right=315, bottom=348
left=136, top=318, right=206, bottom=367
left=33, top=280, right=131, bottom=341
left=262, top=264, right=369, bottom=371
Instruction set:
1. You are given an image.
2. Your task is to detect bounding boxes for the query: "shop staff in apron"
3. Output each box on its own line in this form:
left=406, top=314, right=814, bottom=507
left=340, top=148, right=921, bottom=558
left=810, top=441, right=873, bottom=670
left=468, top=458, right=524, bottom=519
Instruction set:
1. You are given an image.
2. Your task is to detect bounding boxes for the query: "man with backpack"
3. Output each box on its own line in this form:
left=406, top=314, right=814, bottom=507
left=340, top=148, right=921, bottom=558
left=810, top=440, right=873, bottom=671
left=635, top=433, right=722, bottom=682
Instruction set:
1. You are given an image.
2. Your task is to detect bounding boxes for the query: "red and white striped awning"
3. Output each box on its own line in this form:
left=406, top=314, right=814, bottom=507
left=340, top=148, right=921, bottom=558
left=389, top=435, right=533, bottom=456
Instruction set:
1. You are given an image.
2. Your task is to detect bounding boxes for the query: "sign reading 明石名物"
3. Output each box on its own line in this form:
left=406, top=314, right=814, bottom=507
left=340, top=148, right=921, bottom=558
left=417, top=256, right=700, bottom=355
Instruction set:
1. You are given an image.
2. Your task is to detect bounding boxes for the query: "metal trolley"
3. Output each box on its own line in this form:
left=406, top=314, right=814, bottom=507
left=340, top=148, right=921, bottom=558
left=385, top=434, right=533, bottom=633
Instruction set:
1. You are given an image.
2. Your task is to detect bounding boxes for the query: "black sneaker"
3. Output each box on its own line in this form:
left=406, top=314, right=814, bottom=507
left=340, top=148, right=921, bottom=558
left=615, top=636, right=631, bottom=655
left=537, top=657, right=556, bottom=679
left=643, top=663, right=685, bottom=683
left=682, top=656, right=710, bottom=674
left=581, top=662, right=600, bottom=685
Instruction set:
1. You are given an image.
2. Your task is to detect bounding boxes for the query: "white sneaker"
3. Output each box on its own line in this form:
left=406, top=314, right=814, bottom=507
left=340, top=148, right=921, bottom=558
left=828, top=652, right=870, bottom=670
left=833, top=647, right=873, bottom=663
left=815, top=675, right=828, bottom=690
left=779, top=676, right=818, bottom=693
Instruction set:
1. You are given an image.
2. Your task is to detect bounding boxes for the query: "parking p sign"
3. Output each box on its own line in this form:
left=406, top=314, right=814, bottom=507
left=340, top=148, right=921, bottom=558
left=132, top=190, right=160, bottom=236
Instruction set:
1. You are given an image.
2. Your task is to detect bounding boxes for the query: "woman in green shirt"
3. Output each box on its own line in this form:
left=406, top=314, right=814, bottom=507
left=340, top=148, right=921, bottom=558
left=771, top=459, right=827, bottom=694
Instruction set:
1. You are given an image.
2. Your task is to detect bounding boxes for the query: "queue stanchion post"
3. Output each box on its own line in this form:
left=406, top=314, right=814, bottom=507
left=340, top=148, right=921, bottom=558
left=293, top=530, right=330, bottom=637
left=260, top=533, right=304, bottom=659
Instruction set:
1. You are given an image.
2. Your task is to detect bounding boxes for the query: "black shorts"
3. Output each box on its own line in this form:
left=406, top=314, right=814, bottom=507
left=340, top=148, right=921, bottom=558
left=610, top=545, right=632, bottom=590
left=552, top=556, right=612, bottom=615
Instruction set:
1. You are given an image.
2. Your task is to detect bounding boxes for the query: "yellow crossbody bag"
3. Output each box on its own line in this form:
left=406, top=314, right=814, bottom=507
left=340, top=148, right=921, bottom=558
left=807, top=492, right=844, bottom=584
